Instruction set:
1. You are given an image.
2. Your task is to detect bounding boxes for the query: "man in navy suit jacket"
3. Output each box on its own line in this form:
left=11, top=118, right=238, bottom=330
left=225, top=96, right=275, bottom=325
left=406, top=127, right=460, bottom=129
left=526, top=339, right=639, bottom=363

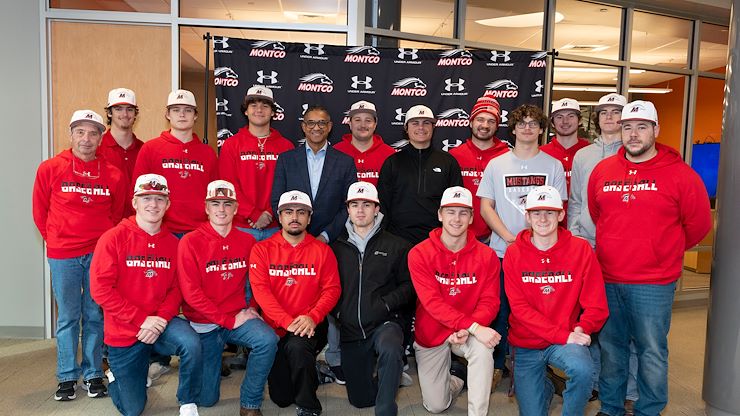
left=272, top=105, right=357, bottom=243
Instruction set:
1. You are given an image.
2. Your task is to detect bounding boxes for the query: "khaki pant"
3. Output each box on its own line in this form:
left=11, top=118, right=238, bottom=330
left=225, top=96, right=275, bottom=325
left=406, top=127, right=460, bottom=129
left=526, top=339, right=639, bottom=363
left=414, top=337, right=494, bottom=416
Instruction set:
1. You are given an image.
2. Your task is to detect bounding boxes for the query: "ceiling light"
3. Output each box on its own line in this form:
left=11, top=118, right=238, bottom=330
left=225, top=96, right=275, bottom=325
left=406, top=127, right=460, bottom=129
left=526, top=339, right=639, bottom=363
left=553, top=85, right=673, bottom=94
left=476, top=12, right=564, bottom=28
left=284, top=11, right=337, bottom=19
left=554, top=67, right=645, bottom=74
left=560, top=44, right=610, bottom=53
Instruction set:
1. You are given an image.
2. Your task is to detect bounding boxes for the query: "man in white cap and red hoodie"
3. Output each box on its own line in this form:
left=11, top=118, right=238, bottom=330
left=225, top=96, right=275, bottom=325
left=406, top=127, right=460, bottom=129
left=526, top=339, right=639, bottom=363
left=178, top=179, right=278, bottom=416
left=542, top=98, right=590, bottom=196
left=249, top=190, right=341, bottom=416
left=588, top=100, right=711, bottom=416
left=504, top=185, right=608, bottom=416
left=409, top=186, right=501, bottom=416
left=99, top=88, right=144, bottom=217
left=133, top=89, right=219, bottom=238
left=334, top=100, right=396, bottom=186
left=219, top=85, right=294, bottom=241
left=450, top=94, right=510, bottom=243
left=33, top=109, right=127, bottom=402
left=91, top=174, right=203, bottom=416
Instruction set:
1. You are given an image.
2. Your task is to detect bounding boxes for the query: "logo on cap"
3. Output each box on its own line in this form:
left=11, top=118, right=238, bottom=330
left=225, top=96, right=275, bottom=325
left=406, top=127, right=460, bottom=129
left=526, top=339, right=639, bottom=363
left=291, top=195, right=298, bottom=201
left=631, top=106, right=640, bottom=112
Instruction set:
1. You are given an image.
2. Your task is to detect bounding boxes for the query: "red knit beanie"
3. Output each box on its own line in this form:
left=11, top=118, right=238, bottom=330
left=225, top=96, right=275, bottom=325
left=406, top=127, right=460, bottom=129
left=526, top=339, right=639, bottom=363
left=470, top=94, right=501, bottom=123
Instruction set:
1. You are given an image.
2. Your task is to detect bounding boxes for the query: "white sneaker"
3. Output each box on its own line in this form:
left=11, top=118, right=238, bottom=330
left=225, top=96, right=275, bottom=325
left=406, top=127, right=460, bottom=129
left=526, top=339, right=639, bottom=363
left=148, top=362, right=171, bottom=384
left=399, top=371, right=413, bottom=387
left=179, top=403, right=199, bottom=416
left=105, top=369, right=115, bottom=384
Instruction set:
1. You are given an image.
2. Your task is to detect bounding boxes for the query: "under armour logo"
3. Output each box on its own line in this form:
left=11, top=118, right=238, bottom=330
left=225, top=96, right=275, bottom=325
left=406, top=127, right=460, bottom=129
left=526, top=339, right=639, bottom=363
left=183, top=149, right=188, bottom=153
left=500, top=110, right=509, bottom=124
left=148, top=243, right=155, bottom=248
left=395, top=108, right=405, bottom=122
left=490, top=50, right=511, bottom=62
left=222, top=245, right=229, bottom=250
left=250, top=264, right=257, bottom=269
left=442, top=139, right=462, bottom=152
left=216, top=99, right=228, bottom=112
left=350, top=76, right=373, bottom=89
left=357, top=159, right=364, bottom=164
left=304, top=43, right=325, bottom=55
left=535, top=80, right=544, bottom=93
left=564, top=156, right=569, bottom=162
left=628, top=169, right=637, bottom=175
left=256, top=70, right=278, bottom=84
left=397, top=48, right=418, bottom=59
left=444, top=78, right=465, bottom=92
left=541, top=258, right=551, bottom=263
left=213, top=37, right=229, bottom=49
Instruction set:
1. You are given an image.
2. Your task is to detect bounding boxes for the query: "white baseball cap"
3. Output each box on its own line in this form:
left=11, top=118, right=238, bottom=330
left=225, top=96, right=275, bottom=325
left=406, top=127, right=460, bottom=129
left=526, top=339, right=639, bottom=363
left=595, top=93, right=627, bottom=112
left=620, top=100, right=659, bottom=125
left=69, top=109, right=105, bottom=133
left=348, top=100, right=377, bottom=119
left=525, top=186, right=563, bottom=211
left=245, top=85, right=274, bottom=103
left=133, top=174, right=169, bottom=197
left=440, top=186, right=473, bottom=209
left=206, top=180, right=237, bottom=201
left=404, top=104, right=436, bottom=126
left=167, top=89, right=197, bottom=107
left=278, top=190, right=313, bottom=212
left=551, top=98, right=581, bottom=116
left=346, top=181, right=379, bottom=204
left=106, top=88, right=137, bottom=108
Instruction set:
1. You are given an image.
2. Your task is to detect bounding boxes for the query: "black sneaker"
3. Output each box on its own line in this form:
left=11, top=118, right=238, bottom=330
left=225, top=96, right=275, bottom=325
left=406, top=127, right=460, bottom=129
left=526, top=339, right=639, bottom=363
left=54, top=380, right=77, bottom=401
left=316, top=362, right=335, bottom=384
left=296, top=406, right=321, bottom=416
left=329, top=365, right=346, bottom=385
left=83, top=377, right=107, bottom=398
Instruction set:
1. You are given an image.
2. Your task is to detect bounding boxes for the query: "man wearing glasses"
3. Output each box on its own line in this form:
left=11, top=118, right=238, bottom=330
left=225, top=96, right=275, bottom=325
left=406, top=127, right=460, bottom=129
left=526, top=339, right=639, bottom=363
left=33, top=109, right=127, bottom=402
left=477, top=104, right=566, bottom=388
left=271, top=105, right=356, bottom=244
left=250, top=190, right=341, bottom=416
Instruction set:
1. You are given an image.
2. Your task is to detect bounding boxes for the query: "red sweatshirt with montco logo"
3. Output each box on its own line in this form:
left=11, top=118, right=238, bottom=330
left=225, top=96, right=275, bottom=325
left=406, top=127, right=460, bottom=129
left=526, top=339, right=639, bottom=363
left=408, top=228, right=500, bottom=348
left=334, top=134, right=396, bottom=186
left=249, top=232, right=341, bottom=336
left=449, top=138, right=510, bottom=239
left=588, top=144, right=711, bottom=284
left=219, top=127, right=294, bottom=228
left=33, top=149, right=126, bottom=259
left=504, top=228, right=608, bottom=349
left=90, top=218, right=181, bottom=347
left=178, top=223, right=257, bottom=329
left=132, top=131, right=219, bottom=233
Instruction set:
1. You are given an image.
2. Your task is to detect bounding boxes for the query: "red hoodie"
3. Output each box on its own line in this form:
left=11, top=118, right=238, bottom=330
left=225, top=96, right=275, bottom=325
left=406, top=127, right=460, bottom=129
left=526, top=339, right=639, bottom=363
left=333, top=134, right=396, bottom=186
left=90, top=217, right=181, bottom=347
left=33, top=149, right=127, bottom=259
left=540, top=137, right=590, bottom=192
left=449, top=138, right=510, bottom=239
left=99, top=131, right=144, bottom=218
left=132, top=131, right=219, bottom=233
left=249, top=232, right=341, bottom=336
left=588, top=144, right=711, bottom=284
left=219, top=127, right=294, bottom=228
left=504, top=228, right=608, bottom=349
left=179, top=223, right=257, bottom=329
left=408, top=228, right=501, bottom=348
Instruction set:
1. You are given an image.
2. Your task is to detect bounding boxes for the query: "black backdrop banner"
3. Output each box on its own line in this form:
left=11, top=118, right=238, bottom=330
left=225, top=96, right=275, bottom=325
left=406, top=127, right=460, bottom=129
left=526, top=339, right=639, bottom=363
left=213, top=36, right=547, bottom=151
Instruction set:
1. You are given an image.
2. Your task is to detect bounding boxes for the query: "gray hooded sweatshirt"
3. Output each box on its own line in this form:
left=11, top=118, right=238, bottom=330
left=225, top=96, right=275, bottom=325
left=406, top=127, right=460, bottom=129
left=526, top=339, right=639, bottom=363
left=345, top=212, right=385, bottom=255
left=568, top=137, right=623, bottom=247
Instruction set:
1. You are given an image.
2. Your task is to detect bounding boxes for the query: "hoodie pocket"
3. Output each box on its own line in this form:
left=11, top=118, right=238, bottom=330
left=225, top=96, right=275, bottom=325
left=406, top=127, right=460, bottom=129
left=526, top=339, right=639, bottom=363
left=598, top=236, right=660, bottom=276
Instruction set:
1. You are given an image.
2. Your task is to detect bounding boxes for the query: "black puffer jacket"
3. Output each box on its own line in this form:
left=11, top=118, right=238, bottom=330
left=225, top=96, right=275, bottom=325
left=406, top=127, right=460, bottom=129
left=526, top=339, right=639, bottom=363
left=330, top=225, right=415, bottom=343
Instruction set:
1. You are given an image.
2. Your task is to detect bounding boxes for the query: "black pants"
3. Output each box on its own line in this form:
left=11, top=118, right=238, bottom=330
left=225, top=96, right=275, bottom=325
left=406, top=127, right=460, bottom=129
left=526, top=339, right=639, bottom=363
left=341, top=322, right=404, bottom=416
left=268, top=321, right=328, bottom=411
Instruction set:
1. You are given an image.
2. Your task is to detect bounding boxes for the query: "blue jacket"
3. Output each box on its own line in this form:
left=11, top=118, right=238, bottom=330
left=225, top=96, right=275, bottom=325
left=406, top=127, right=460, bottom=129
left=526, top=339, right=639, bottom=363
left=271, top=144, right=357, bottom=242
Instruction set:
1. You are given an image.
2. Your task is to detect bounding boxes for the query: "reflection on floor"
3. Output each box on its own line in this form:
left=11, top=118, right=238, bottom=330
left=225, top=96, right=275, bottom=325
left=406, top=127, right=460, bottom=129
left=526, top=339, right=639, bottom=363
left=0, top=306, right=708, bottom=415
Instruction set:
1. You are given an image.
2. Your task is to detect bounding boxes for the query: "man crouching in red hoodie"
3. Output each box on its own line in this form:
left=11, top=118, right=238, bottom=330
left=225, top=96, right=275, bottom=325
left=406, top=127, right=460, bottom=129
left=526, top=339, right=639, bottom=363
left=503, top=185, right=608, bottom=416
left=409, top=186, right=501, bottom=416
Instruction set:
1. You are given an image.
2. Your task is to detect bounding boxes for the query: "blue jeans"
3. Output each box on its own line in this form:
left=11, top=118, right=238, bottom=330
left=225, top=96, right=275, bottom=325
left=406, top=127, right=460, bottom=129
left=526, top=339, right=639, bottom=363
left=599, top=282, right=676, bottom=416
left=514, top=344, right=593, bottom=416
left=107, top=317, right=202, bottom=415
left=236, top=226, right=279, bottom=242
left=491, top=259, right=510, bottom=369
left=49, top=254, right=104, bottom=382
left=199, top=318, right=278, bottom=409
left=589, top=336, right=639, bottom=401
